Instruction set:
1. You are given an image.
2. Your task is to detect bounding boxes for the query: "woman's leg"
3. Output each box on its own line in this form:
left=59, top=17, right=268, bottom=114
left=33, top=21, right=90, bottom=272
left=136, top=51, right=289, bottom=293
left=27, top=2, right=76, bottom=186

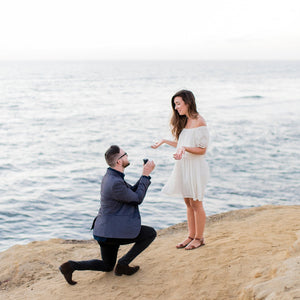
left=192, top=200, right=206, bottom=239
left=185, top=198, right=196, bottom=238
left=185, top=200, right=206, bottom=249
left=176, top=198, right=195, bottom=248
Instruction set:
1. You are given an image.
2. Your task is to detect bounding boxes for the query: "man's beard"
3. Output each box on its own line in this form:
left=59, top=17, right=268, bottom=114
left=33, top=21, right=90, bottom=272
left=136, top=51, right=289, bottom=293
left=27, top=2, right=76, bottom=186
left=122, top=161, right=130, bottom=168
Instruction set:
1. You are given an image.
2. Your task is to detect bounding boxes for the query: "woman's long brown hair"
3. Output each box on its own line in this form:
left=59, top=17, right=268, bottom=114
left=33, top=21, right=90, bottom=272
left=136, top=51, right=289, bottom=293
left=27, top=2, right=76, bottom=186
left=170, top=90, right=199, bottom=140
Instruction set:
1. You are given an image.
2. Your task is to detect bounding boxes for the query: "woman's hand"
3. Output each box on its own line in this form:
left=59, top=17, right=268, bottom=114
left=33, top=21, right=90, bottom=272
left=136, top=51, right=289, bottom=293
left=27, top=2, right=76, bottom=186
left=173, top=147, right=185, bottom=160
left=151, top=139, right=165, bottom=149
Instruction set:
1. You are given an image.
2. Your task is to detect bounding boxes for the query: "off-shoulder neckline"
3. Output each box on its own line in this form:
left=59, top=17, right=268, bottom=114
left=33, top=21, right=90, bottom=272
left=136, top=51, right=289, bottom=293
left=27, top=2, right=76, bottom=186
left=183, top=126, right=207, bottom=130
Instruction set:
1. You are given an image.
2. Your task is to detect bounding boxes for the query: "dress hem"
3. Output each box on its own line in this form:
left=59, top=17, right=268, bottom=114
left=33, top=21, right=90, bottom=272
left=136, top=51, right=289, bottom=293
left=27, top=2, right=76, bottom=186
left=161, top=191, right=204, bottom=201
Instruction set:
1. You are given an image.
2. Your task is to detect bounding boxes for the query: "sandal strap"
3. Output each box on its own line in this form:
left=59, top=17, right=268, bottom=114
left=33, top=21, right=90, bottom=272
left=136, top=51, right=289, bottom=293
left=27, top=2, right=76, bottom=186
left=194, top=238, right=205, bottom=244
left=185, top=237, right=206, bottom=250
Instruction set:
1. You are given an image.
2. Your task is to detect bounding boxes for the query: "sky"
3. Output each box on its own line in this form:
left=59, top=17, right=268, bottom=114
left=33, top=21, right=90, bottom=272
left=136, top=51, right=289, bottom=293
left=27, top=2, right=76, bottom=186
left=0, top=0, right=300, bottom=60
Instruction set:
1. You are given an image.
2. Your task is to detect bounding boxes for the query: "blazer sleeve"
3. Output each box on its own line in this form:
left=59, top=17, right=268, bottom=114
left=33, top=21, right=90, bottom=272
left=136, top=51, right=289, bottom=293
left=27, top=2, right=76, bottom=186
left=130, top=178, right=141, bottom=191
left=112, top=176, right=151, bottom=205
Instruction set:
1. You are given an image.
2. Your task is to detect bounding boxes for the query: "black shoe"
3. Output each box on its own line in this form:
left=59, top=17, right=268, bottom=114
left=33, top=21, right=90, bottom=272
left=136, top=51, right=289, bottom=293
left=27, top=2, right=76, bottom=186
left=59, top=261, right=77, bottom=285
left=114, top=264, right=140, bottom=276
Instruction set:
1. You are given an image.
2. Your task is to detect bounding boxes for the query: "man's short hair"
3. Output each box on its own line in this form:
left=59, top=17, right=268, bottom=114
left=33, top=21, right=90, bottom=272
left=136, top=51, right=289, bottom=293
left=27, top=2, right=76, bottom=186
left=105, top=145, right=120, bottom=167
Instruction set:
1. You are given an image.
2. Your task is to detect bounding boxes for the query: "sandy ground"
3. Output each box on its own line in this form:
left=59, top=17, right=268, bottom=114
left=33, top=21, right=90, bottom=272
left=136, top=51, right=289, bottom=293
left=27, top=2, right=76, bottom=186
left=0, top=205, right=300, bottom=300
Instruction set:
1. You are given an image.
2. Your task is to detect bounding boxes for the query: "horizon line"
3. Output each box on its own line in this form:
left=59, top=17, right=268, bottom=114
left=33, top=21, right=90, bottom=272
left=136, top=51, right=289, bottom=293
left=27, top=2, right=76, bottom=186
left=1, top=58, right=300, bottom=62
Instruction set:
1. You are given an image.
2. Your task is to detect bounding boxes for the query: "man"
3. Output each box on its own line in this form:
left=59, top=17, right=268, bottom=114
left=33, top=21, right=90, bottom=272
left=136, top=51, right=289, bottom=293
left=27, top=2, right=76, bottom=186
left=59, top=145, right=156, bottom=285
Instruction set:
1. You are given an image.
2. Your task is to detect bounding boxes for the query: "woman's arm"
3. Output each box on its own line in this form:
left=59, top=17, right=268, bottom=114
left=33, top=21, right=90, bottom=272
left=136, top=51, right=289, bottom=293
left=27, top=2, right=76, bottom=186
left=151, top=139, right=177, bottom=149
left=173, top=146, right=206, bottom=160
left=184, top=146, right=206, bottom=155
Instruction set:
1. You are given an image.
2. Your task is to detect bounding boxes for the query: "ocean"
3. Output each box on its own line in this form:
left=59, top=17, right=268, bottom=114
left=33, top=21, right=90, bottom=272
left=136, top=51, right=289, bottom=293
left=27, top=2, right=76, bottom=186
left=0, top=60, right=299, bottom=252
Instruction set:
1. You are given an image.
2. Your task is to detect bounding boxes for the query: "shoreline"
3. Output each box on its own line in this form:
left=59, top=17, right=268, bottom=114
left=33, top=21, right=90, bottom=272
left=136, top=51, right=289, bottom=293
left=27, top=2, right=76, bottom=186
left=1, top=205, right=300, bottom=299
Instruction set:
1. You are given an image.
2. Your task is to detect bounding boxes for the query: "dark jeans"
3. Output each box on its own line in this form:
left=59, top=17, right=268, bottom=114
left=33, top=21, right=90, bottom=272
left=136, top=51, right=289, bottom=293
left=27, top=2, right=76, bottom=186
left=69, top=225, right=156, bottom=272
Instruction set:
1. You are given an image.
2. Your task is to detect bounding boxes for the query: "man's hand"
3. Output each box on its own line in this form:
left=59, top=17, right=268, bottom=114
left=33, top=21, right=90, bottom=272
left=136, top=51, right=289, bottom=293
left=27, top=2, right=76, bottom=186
left=142, top=160, right=155, bottom=176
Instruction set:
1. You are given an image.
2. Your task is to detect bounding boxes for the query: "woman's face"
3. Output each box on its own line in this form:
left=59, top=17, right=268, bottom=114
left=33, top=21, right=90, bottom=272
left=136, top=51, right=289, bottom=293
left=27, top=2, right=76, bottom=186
left=174, top=96, right=188, bottom=116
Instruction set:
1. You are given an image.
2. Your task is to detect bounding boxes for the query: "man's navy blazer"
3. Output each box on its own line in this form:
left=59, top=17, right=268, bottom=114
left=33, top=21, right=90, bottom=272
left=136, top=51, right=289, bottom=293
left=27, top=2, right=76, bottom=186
left=92, top=167, right=151, bottom=239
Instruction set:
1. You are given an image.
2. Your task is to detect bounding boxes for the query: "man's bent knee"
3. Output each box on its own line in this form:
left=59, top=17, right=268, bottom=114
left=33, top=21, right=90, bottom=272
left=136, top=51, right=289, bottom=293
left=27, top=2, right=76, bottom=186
left=102, top=264, right=115, bottom=272
left=146, top=226, right=157, bottom=243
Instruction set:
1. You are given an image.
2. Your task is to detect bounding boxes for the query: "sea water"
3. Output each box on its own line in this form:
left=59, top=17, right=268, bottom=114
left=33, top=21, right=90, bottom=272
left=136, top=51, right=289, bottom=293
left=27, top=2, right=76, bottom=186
left=0, top=60, right=299, bottom=251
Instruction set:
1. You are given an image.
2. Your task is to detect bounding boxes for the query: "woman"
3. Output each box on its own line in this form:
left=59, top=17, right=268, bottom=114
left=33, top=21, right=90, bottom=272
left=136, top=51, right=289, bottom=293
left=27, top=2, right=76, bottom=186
left=152, top=90, right=209, bottom=250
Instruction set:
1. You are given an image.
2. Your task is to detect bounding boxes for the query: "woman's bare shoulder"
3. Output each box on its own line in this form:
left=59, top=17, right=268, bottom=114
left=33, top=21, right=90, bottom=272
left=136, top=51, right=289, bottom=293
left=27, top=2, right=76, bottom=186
left=196, top=114, right=207, bottom=126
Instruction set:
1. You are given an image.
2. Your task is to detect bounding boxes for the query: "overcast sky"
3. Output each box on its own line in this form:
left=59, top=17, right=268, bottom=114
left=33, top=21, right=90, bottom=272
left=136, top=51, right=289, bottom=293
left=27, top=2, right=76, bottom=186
left=0, top=0, right=300, bottom=60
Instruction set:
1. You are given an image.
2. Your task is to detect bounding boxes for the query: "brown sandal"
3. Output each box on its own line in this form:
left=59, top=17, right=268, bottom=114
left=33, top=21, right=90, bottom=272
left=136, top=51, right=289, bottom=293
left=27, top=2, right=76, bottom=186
left=176, top=236, right=194, bottom=249
left=185, top=238, right=205, bottom=250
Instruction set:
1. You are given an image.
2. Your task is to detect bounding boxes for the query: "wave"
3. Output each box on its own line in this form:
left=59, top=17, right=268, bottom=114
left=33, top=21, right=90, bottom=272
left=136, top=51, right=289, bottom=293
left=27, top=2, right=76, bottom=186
left=0, top=164, right=20, bottom=172
left=239, top=95, right=264, bottom=99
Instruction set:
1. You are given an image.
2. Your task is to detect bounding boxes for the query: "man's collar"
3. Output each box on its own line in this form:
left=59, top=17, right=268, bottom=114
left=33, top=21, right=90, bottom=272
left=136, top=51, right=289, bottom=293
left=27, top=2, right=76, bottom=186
left=108, top=167, right=125, bottom=179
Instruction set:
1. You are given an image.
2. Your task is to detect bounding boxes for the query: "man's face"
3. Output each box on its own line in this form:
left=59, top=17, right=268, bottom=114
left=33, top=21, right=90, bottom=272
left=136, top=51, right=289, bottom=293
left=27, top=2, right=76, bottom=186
left=118, top=149, right=130, bottom=168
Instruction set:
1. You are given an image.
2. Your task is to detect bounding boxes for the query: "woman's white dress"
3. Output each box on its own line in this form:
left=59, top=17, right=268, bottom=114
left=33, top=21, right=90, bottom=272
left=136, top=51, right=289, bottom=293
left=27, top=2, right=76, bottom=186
left=162, top=126, right=209, bottom=201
